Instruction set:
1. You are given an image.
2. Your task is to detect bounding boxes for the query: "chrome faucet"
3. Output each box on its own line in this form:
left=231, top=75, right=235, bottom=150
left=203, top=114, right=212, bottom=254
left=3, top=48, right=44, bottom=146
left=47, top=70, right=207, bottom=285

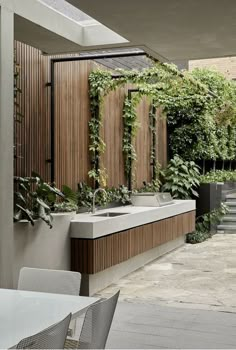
left=92, top=188, right=107, bottom=214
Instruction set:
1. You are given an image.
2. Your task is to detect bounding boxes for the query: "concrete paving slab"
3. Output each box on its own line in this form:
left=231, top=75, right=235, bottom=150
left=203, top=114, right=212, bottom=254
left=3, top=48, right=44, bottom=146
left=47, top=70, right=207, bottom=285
left=96, top=234, right=236, bottom=312
left=92, top=234, right=236, bottom=348
left=106, top=302, right=236, bottom=349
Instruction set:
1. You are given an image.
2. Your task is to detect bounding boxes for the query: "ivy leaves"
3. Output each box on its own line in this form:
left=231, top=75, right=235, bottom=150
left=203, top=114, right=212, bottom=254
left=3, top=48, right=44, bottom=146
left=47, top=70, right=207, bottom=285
left=89, top=63, right=223, bottom=187
left=170, top=68, right=236, bottom=163
left=122, top=94, right=142, bottom=179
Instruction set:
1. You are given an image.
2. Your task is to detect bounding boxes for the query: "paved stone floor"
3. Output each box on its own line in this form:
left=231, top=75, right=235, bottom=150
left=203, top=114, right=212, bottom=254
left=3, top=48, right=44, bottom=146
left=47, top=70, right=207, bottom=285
left=106, top=302, right=236, bottom=349
left=95, top=234, right=236, bottom=348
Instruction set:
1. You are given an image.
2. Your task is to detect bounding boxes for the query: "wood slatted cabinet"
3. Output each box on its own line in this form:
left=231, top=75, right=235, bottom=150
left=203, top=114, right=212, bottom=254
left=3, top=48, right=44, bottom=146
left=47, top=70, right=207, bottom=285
left=71, top=211, right=195, bottom=275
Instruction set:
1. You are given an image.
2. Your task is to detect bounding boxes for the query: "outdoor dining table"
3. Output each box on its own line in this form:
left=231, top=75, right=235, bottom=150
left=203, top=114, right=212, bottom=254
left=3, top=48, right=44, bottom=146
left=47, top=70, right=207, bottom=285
left=0, top=288, right=99, bottom=349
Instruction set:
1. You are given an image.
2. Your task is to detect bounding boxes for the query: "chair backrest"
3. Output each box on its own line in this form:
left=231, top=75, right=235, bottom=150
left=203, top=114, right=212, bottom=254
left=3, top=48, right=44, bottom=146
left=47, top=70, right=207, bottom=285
left=16, top=313, right=71, bottom=349
left=78, top=290, right=120, bottom=349
left=18, top=267, right=81, bottom=295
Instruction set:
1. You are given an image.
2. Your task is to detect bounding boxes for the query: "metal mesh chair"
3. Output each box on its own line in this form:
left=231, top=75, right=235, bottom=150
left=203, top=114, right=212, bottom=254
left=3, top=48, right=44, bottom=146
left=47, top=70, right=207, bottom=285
left=73, top=290, right=119, bottom=349
left=15, top=313, right=72, bottom=349
left=18, top=267, right=81, bottom=295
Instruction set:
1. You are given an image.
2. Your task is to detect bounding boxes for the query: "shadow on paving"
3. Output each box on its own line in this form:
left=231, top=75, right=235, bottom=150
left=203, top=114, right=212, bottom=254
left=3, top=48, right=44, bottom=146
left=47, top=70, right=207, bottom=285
left=95, top=235, right=236, bottom=349
left=106, top=302, right=236, bottom=349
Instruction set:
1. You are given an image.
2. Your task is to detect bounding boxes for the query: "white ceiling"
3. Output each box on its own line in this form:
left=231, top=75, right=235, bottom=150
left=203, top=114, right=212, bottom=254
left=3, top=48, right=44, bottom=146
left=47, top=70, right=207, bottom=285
left=1, top=0, right=128, bottom=54
left=67, top=0, right=236, bottom=61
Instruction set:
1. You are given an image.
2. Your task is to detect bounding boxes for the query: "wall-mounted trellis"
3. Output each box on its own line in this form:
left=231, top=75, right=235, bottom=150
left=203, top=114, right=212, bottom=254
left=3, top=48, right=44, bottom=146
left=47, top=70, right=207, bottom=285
left=88, top=62, right=211, bottom=189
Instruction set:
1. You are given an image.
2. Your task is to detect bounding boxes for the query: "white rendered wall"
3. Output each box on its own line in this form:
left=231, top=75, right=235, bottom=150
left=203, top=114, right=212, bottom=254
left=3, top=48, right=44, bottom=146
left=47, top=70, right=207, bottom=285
left=0, top=5, right=14, bottom=288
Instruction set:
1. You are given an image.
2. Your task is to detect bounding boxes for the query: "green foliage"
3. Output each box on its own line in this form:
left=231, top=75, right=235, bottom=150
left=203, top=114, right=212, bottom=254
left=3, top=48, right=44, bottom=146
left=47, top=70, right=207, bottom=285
left=53, top=185, right=78, bottom=213
left=89, top=63, right=211, bottom=186
left=77, top=182, right=94, bottom=209
left=14, top=174, right=64, bottom=228
left=186, top=203, right=228, bottom=244
left=169, top=68, right=236, bottom=162
left=200, top=170, right=236, bottom=183
left=53, top=201, right=78, bottom=213
left=77, top=179, right=173, bottom=211
left=162, top=155, right=200, bottom=199
left=186, top=230, right=212, bottom=244
left=88, top=70, right=113, bottom=185
left=14, top=173, right=77, bottom=227
left=77, top=182, right=131, bottom=210
left=196, top=203, right=228, bottom=232
left=137, top=180, right=161, bottom=193
left=122, top=93, right=142, bottom=179
left=106, top=185, right=131, bottom=205
left=89, top=64, right=236, bottom=185
left=192, top=68, right=236, bottom=126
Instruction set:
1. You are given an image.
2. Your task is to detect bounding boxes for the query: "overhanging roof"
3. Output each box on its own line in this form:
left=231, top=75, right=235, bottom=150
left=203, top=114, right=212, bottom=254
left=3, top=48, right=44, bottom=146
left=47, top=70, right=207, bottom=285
left=80, top=48, right=154, bottom=71
left=0, top=0, right=128, bottom=54
left=67, top=0, right=236, bottom=62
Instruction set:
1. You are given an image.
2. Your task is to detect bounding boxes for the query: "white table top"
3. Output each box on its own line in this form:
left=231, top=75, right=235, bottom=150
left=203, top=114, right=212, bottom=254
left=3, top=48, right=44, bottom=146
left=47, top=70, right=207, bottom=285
left=0, top=288, right=98, bottom=349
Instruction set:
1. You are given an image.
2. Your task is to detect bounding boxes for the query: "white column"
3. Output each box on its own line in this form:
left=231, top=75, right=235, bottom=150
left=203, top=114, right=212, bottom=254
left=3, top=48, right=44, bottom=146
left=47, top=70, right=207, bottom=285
left=0, top=5, right=14, bottom=288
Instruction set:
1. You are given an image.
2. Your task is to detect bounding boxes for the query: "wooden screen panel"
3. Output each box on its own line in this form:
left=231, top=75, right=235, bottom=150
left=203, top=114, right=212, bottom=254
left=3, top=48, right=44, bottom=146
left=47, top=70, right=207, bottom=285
left=135, top=96, right=152, bottom=188
left=14, top=43, right=168, bottom=190
left=54, top=60, right=95, bottom=190
left=71, top=210, right=195, bottom=274
left=101, top=86, right=126, bottom=187
left=157, top=109, right=167, bottom=168
left=14, top=41, right=51, bottom=180
left=102, top=89, right=167, bottom=189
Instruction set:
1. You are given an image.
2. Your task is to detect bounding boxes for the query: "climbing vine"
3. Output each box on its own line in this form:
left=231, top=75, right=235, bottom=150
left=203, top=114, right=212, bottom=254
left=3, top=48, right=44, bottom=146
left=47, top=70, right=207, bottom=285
left=122, top=91, right=143, bottom=186
left=88, top=70, right=115, bottom=186
left=88, top=62, right=215, bottom=186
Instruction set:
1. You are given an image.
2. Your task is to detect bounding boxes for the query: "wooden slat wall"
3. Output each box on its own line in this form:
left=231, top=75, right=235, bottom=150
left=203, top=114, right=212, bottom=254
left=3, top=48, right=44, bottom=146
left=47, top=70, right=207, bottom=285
left=15, top=42, right=167, bottom=190
left=71, top=211, right=195, bottom=274
left=14, top=41, right=51, bottom=180
left=102, top=88, right=162, bottom=188
left=101, top=87, right=126, bottom=187
left=157, top=109, right=167, bottom=168
left=135, top=96, right=152, bottom=188
left=54, top=60, right=93, bottom=189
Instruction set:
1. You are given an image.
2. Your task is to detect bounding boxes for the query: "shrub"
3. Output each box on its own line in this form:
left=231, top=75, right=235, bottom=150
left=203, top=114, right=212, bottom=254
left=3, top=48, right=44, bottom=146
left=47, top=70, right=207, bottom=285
left=186, top=230, right=212, bottom=244
left=200, top=170, right=236, bottom=183
left=162, top=155, right=200, bottom=199
left=186, top=203, right=228, bottom=244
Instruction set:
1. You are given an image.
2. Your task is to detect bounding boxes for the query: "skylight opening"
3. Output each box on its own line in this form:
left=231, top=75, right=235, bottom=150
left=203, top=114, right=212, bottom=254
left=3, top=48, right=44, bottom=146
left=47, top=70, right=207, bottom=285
left=39, top=0, right=99, bottom=26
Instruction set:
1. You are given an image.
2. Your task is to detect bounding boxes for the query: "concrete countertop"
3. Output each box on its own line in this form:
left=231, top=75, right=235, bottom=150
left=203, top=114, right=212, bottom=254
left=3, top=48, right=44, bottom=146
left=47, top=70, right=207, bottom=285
left=70, top=200, right=196, bottom=239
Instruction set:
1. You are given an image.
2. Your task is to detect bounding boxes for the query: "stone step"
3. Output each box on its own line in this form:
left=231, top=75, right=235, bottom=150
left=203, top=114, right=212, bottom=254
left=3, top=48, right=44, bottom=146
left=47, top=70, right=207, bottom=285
left=222, top=216, right=236, bottom=222
left=225, top=193, right=236, bottom=199
left=226, top=198, right=236, bottom=202
left=225, top=201, right=236, bottom=207
left=222, top=189, right=236, bottom=200
left=227, top=209, right=236, bottom=214
left=217, top=229, right=236, bottom=234
left=217, top=224, right=236, bottom=231
left=221, top=221, right=236, bottom=227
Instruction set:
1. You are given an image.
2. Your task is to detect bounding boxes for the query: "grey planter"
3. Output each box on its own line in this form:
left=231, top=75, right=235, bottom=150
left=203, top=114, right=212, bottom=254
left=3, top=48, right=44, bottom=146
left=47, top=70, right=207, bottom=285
left=13, top=212, right=75, bottom=288
left=197, top=183, right=223, bottom=217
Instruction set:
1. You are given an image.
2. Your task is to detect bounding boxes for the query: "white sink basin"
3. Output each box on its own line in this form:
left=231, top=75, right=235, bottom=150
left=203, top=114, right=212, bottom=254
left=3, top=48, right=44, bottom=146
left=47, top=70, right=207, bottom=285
left=93, top=212, right=129, bottom=218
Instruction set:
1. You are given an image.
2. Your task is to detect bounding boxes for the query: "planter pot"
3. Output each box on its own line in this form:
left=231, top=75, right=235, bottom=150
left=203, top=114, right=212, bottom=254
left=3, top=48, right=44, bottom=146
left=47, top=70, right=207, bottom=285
left=197, top=183, right=223, bottom=217
left=13, top=212, right=75, bottom=288
left=197, top=183, right=223, bottom=233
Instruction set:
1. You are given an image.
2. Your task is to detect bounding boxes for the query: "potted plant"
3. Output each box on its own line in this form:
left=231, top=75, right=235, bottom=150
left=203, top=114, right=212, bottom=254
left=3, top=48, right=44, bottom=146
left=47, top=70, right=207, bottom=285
left=198, top=170, right=236, bottom=217
left=13, top=173, right=78, bottom=287
left=77, top=182, right=131, bottom=213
